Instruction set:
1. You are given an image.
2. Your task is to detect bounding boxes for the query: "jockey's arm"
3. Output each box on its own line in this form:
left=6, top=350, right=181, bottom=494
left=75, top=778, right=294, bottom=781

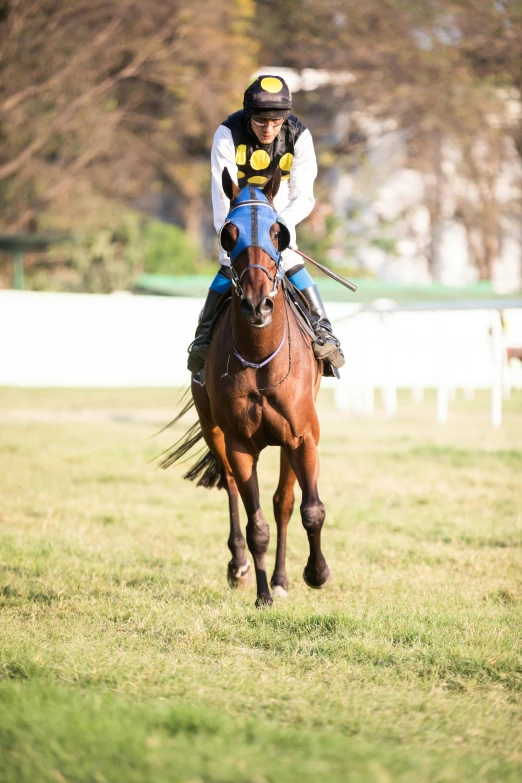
left=276, top=129, right=317, bottom=249
left=211, top=125, right=237, bottom=266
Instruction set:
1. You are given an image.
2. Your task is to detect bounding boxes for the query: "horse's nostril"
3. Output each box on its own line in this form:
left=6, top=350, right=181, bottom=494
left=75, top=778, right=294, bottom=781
left=258, top=297, right=274, bottom=317
left=239, top=297, right=255, bottom=317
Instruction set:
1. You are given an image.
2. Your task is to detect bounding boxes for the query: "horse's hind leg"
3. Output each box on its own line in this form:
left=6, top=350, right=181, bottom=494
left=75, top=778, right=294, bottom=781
left=271, top=449, right=297, bottom=598
left=285, top=438, right=332, bottom=589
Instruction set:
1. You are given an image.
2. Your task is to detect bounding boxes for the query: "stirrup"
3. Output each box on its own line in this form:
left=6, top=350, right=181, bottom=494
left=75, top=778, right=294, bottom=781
left=192, top=368, right=205, bottom=386
left=312, top=327, right=345, bottom=369
left=322, top=362, right=340, bottom=379
left=313, top=342, right=345, bottom=369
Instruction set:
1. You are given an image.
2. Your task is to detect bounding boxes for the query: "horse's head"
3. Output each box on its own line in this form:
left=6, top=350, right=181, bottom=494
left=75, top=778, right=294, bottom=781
left=220, top=168, right=290, bottom=328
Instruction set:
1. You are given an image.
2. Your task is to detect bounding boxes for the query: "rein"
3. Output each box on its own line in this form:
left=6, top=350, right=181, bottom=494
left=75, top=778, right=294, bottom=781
left=222, top=302, right=293, bottom=392
left=232, top=317, right=287, bottom=369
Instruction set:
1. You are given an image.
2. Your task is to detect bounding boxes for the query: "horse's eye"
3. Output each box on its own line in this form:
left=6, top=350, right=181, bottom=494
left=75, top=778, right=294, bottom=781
left=274, top=231, right=280, bottom=239
left=221, top=226, right=238, bottom=253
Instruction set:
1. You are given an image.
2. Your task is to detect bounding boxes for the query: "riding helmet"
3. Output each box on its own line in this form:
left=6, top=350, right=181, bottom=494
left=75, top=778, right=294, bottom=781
left=243, top=75, right=292, bottom=119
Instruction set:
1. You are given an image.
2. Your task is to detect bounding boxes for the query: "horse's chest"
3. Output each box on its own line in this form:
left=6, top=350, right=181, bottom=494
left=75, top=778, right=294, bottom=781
left=233, top=394, right=267, bottom=437
left=225, top=393, right=300, bottom=447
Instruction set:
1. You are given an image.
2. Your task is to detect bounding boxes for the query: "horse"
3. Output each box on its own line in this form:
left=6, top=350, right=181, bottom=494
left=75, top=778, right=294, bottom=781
left=161, top=167, right=332, bottom=606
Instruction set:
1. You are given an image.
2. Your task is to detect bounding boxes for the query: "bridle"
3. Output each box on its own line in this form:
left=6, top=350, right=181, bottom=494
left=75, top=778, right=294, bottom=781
left=230, top=257, right=284, bottom=301
left=219, top=189, right=289, bottom=300
left=219, top=186, right=291, bottom=371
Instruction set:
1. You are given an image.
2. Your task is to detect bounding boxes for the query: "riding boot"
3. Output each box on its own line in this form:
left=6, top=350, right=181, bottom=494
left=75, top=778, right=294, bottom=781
left=187, top=287, right=225, bottom=373
left=299, top=283, right=345, bottom=369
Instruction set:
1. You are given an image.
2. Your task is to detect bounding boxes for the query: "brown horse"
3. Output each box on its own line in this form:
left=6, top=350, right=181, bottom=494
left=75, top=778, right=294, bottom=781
left=162, top=167, right=331, bottom=606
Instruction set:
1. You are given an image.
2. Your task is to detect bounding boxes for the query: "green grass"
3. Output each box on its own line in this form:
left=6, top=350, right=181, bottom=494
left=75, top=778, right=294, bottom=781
left=1, top=388, right=521, bottom=782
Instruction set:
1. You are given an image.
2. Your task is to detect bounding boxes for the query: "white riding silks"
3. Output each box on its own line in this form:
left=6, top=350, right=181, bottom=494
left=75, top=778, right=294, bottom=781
left=211, top=124, right=318, bottom=271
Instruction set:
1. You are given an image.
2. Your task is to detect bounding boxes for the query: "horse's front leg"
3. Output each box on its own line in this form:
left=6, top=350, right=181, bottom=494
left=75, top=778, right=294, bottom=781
left=223, top=468, right=253, bottom=589
left=225, top=436, right=272, bottom=607
left=200, top=424, right=253, bottom=589
left=191, top=388, right=253, bottom=590
left=285, top=437, right=332, bottom=589
left=271, top=448, right=297, bottom=597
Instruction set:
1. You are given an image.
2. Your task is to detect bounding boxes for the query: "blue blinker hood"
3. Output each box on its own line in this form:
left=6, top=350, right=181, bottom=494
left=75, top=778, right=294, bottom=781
left=220, top=186, right=290, bottom=263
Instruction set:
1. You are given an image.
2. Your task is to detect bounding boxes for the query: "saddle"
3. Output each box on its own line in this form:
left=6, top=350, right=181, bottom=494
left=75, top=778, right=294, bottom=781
left=282, top=277, right=339, bottom=378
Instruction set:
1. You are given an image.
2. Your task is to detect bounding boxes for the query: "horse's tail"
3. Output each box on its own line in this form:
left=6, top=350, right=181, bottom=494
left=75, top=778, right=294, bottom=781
left=156, top=394, right=225, bottom=490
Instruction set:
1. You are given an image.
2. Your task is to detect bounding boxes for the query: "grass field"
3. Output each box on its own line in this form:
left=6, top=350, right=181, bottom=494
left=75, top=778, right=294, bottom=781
left=1, top=387, right=521, bottom=783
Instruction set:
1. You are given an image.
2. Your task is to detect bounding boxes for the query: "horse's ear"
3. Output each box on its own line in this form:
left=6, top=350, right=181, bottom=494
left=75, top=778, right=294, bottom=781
left=263, top=167, right=282, bottom=202
left=222, top=168, right=240, bottom=202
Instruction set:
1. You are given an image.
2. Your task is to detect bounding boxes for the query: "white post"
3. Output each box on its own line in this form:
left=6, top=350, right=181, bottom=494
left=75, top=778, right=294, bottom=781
left=364, top=386, right=375, bottom=414
left=491, top=313, right=503, bottom=428
left=435, top=311, right=450, bottom=424
left=382, top=386, right=397, bottom=416
left=351, top=387, right=364, bottom=413
left=437, top=384, right=448, bottom=424
left=334, top=378, right=351, bottom=413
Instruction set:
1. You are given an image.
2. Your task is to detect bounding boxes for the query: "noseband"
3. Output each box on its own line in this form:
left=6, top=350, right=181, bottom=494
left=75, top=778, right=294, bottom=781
left=220, top=189, right=287, bottom=299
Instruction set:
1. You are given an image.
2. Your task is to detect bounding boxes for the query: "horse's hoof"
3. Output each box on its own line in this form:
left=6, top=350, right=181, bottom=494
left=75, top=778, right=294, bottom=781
left=303, top=564, right=332, bottom=590
left=255, top=593, right=273, bottom=608
left=227, top=559, right=254, bottom=590
left=272, top=585, right=289, bottom=599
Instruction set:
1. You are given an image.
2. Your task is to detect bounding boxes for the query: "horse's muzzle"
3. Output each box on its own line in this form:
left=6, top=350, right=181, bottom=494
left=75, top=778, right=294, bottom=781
left=239, top=295, right=274, bottom=327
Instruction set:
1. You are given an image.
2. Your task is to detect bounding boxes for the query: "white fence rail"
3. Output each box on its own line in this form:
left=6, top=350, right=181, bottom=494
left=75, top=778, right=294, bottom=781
left=1, top=291, right=521, bottom=426
left=329, top=308, right=513, bottom=426
left=0, top=290, right=197, bottom=388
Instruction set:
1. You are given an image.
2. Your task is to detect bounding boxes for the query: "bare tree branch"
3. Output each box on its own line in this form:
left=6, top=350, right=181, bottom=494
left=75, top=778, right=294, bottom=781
left=2, top=8, right=129, bottom=112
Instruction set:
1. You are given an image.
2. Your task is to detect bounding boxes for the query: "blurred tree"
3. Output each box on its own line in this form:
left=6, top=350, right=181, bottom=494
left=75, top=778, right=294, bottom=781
left=2, top=0, right=522, bottom=287
left=142, top=220, right=203, bottom=276
left=0, top=0, right=256, bottom=236
left=255, top=0, right=522, bottom=281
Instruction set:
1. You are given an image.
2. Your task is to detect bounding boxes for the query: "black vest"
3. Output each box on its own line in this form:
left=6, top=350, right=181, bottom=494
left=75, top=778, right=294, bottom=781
left=221, top=110, right=306, bottom=187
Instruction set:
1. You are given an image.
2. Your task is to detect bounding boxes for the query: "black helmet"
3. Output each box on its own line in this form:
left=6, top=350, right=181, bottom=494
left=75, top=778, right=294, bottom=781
left=243, top=74, right=292, bottom=119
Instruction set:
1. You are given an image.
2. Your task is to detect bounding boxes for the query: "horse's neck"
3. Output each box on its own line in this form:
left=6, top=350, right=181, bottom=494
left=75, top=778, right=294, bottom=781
left=231, top=291, right=286, bottom=365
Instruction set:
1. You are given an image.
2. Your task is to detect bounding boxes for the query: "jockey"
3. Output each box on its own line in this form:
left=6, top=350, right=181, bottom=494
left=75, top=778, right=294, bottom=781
left=187, top=74, right=345, bottom=374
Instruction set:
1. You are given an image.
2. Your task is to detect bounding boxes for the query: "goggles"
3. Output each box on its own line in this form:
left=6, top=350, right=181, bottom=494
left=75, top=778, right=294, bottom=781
left=251, top=116, right=286, bottom=129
